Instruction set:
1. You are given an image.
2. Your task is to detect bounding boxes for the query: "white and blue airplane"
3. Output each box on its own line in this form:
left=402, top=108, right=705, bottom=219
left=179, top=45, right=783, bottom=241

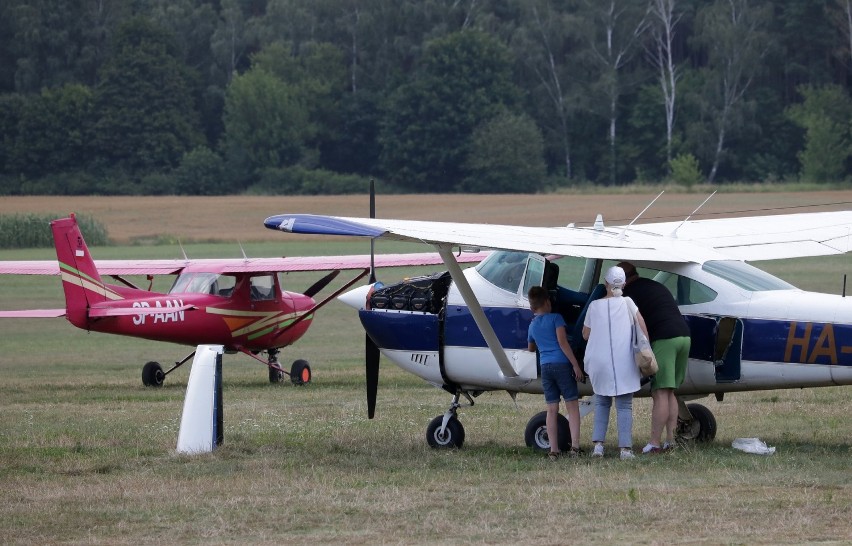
left=263, top=205, right=852, bottom=451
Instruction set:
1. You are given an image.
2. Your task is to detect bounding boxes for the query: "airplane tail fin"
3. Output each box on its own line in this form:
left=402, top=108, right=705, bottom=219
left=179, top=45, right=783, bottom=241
left=51, top=214, right=120, bottom=328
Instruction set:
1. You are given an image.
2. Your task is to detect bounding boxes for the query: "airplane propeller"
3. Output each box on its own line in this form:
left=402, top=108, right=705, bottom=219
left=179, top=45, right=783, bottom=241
left=366, top=179, right=380, bottom=419
left=303, top=269, right=341, bottom=298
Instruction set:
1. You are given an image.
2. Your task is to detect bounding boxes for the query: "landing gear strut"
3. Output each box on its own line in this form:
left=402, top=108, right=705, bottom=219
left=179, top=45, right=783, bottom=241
left=426, top=391, right=474, bottom=449
left=141, top=351, right=196, bottom=387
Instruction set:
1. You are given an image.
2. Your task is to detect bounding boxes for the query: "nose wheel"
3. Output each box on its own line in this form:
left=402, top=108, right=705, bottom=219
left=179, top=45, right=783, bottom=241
left=425, top=391, right=475, bottom=449
left=267, top=349, right=312, bottom=385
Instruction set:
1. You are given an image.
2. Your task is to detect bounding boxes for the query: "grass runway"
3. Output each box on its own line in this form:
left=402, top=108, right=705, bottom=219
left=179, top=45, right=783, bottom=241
left=1, top=192, right=851, bottom=544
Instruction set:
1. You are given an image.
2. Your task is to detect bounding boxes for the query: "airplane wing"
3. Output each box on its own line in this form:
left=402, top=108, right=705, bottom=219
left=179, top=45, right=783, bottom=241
left=0, top=309, right=65, bottom=318
left=0, top=252, right=488, bottom=276
left=263, top=211, right=852, bottom=264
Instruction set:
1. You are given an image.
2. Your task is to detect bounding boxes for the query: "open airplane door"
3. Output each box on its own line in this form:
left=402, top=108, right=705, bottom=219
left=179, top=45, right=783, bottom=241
left=713, top=316, right=743, bottom=383
left=686, top=315, right=742, bottom=383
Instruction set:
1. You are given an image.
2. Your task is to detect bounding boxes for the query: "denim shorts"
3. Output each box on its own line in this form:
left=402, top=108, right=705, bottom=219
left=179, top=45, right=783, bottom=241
left=541, top=363, right=579, bottom=404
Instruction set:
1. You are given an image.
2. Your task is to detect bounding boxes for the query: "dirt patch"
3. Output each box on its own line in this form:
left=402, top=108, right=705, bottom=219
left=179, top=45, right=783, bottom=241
left=1, top=191, right=851, bottom=244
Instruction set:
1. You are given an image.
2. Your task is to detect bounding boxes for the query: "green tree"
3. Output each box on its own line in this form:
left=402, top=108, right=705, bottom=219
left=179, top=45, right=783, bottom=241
left=10, top=84, right=93, bottom=178
left=786, top=84, right=852, bottom=182
left=462, top=111, right=546, bottom=193
left=174, top=146, right=228, bottom=195
left=252, top=41, right=347, bottom=166
left=512, top=0, right=585, bottom=181
left=379, top=30, right=520, bottom=192
left=575, top=0, right=649, bottom=185
left=691, top=0, right=770, bottom=183
left=0, top=93, right=24, bottom=175
left=91, top=17, right=203, bottom=174
left=221, top=68, right=310, bottom=187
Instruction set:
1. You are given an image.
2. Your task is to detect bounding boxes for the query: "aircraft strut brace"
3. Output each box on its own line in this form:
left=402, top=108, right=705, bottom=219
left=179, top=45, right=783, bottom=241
left=436, top=245, right=519, bottom=380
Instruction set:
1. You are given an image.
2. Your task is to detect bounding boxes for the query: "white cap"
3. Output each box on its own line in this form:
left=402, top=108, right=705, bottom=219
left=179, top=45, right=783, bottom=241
left=604, top=266, right=626, bottom=288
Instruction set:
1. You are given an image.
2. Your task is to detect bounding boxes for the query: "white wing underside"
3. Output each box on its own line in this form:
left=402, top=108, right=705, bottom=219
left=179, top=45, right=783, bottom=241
left=319, top=211, right=852, bottom=263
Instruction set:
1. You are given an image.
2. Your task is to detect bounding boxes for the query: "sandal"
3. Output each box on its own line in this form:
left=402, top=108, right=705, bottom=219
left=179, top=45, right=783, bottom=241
left=547, top=451, right=560, bottom=461
left=566, top=446, right=584, bottom=458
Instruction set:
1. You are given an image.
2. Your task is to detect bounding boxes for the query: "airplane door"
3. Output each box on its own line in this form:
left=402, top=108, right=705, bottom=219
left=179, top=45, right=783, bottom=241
left=685, top=315, right=742, bottom=383
left=713, top=316, right=742, bottom=382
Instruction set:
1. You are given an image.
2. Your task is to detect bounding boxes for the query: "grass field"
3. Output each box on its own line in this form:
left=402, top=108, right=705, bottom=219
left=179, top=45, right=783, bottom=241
left=1, top=192, right=851, bottom=544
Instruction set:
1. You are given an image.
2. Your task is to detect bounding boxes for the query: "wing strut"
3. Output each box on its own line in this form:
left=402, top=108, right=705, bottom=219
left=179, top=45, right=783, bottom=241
left=436, top=245, right=519, bottom=380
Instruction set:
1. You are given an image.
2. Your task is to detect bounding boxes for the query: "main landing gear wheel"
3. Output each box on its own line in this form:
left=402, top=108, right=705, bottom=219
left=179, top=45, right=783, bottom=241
left=524, top=411, right=570, bottom=452
left=678, top=403, right=717, bottom=443
left=290, top=359, right=312, bottom=386
left=426, top=415, right=466, bottom=448
left=142, top=361, right=165, bottom=387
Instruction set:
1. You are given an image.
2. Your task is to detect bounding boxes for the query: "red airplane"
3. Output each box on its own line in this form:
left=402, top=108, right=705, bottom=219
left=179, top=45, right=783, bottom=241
left=0, top=214, right=487, bottom=387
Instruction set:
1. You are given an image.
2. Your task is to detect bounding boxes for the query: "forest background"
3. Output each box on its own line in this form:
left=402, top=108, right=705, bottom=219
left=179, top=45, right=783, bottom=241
left=1, top=0, right=852, bottom=196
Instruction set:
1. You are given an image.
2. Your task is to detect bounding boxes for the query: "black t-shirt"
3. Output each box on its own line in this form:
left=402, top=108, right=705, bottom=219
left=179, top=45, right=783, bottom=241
left=622, top=277, right=690, bottom=342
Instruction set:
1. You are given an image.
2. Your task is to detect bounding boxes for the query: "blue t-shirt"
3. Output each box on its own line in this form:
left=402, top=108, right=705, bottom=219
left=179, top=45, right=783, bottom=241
left=527, top=313, right=569, bottom=366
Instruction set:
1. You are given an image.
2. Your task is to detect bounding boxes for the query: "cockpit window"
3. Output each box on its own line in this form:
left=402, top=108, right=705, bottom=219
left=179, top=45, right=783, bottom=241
left=476, top=250, right=531, bottom=293
left=702, top=260, right=794, bottom=291
left=522, top=256, right=545, bottom=296
left=651, top=271, right=717, bottom=305
left=170, top=273, right=236, bottom=296
left=250, top=274, right=276, bottom=301
left=600, top=260, right=718, bottom=305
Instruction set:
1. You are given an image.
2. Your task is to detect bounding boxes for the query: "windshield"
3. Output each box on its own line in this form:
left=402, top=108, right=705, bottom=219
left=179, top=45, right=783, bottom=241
left=476, top=250, right=530, bottom=293
left=702, top=260, right=795, bottom=291
left=169, top=273, right=236, bottom=296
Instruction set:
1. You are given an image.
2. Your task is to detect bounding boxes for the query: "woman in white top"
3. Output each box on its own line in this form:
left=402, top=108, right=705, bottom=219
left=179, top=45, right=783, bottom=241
left=582, top=266, right=648, bottom=460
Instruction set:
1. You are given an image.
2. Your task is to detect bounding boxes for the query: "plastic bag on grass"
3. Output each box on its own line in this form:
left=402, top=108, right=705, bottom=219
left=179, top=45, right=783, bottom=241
left=732, top=438, right=776, bottom=455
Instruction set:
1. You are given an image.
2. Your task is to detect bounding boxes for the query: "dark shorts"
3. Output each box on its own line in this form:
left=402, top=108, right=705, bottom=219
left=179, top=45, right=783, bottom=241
left=651, top=336, right=691, bottom=390
left=541, top=363, right=579, bottom=404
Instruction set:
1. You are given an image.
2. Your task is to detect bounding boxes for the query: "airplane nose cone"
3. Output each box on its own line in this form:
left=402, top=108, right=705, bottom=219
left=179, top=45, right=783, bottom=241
left=338, top=283, right=376, bottom=310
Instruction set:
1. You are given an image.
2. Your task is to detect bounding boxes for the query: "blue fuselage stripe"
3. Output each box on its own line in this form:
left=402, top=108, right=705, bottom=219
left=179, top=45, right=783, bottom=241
left=362, top=306, right=852, bottom=366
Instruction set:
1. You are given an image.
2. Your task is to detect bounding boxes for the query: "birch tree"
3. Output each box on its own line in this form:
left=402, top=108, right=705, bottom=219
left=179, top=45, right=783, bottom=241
left=693, top=0, right=769, bottom=183
left=514, top=0, right=582, bottom=180
left=645, top=0, right=681, bottom=167
left=580, top=0, right=648, bottom=185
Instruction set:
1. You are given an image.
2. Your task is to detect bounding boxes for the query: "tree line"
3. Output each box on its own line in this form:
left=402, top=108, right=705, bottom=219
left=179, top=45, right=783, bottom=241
left=1, top=0, right=851, bottom=196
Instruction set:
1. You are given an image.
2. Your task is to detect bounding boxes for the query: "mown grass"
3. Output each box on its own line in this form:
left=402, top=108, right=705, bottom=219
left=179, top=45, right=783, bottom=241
left=1, top=238, right=851, bottom=543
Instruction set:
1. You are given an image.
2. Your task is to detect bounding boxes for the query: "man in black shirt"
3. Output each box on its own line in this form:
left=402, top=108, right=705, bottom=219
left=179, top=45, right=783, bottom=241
left=618, top=262, right=691, bottom=454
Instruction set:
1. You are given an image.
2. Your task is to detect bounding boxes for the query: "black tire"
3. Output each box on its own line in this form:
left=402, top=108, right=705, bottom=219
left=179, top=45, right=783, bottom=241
left=142, top=361, right=164, bottom=387
left=685, top=403, right=717, bottom=442
left=426, top=415, right=465, bottom=449
left=524, top=410, right=570, bottom=452
left=290, top=359, right=311, bottom=385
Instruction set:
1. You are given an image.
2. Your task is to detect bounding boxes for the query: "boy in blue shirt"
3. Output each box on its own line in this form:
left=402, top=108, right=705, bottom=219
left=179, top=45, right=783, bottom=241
left=527, top=286, right=584, bottom=459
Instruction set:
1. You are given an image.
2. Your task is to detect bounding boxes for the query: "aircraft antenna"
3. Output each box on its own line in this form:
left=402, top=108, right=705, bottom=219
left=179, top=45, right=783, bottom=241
left=618, top=190, right=664, bottom=239
left=178, top=239, right=189, bottom=261
left=238, top=241, right=249, bottom=262
left=671, top=191, right=717, bottom=237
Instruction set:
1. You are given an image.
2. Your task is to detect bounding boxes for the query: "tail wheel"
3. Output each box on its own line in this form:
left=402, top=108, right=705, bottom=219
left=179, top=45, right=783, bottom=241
left=426, top=415, right=465, bottom=449
left=524, top=411, right=570, bottom=452
left=290, top=359, right=311, bottom=386
left=142, top=361, right=164, bottom=387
